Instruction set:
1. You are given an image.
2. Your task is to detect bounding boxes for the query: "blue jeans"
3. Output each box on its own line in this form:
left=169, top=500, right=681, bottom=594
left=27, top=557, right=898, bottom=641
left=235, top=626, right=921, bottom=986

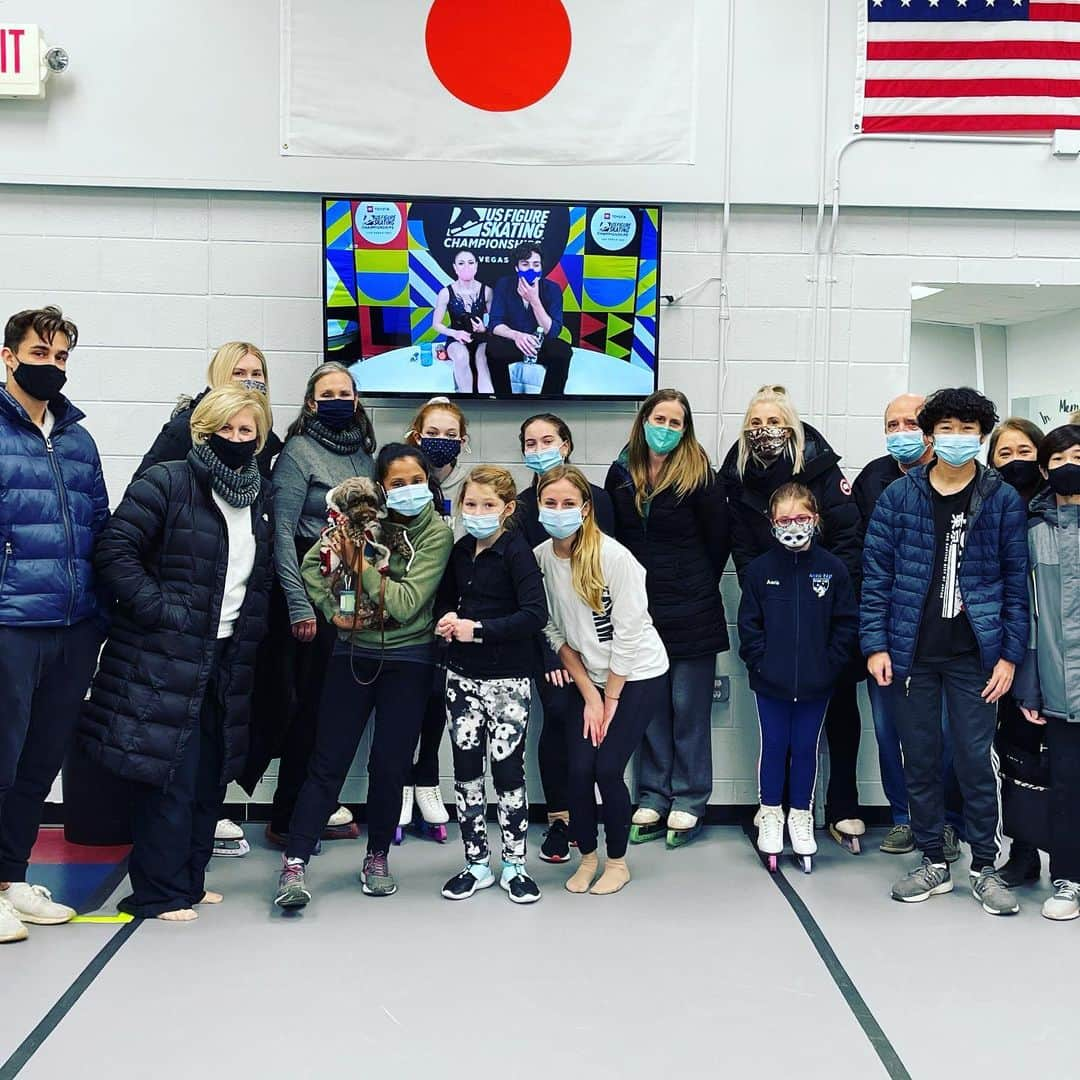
left=637, top=654, right=716, bottom=819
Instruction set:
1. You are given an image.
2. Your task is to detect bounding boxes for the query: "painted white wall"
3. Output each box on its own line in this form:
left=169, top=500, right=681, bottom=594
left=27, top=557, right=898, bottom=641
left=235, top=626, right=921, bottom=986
left=13, top=185, right=1080, bottom=807
left=908, top=323, right=977, bottom=396
left=1006, top=307, right=1080, bottom=404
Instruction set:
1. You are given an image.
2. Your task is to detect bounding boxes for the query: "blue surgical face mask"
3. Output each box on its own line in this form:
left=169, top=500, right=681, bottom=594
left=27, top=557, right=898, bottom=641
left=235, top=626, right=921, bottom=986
left=886, top=431, right=927, bottom=465
left=644, top=422, right=683, bottom=455
left=463, top=512, right=502, bottom=540
left=384, top=482, right=433, bottom=517
left=539, top=506, right=583, bottom=540
left=524, top=446, right=565, bottom=475
left=934, top=433, right=982, bottom=468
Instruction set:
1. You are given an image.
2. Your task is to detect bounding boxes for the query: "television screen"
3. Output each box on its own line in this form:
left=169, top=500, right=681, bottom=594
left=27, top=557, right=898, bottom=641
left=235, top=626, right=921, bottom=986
left=323, top=196, right=661, bottom=400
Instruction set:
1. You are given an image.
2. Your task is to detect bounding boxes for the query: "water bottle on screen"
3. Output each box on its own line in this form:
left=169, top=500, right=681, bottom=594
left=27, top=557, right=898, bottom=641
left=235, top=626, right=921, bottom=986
left=420, top=341, right=434, bottom=367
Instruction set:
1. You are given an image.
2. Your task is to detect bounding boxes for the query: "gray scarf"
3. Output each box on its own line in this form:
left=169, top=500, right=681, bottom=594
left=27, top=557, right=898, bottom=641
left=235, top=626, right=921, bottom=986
left=191, top=444, right=261, bottom=508
left=305, top=414, right=368, bottom=456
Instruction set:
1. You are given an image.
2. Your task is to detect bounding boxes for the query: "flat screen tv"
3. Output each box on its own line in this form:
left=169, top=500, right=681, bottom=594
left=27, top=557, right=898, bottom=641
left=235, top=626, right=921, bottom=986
left=322, top=195, right=661, bottom=400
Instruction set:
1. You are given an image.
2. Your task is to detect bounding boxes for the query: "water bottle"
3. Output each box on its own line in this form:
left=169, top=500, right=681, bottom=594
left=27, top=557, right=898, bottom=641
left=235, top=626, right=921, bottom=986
left=420, top=341, right=433, bottom=367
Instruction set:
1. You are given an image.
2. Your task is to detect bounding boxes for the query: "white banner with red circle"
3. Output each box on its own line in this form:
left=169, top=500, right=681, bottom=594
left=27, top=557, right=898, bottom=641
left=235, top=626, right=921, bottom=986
left=281, top=0, right=696, bottom=165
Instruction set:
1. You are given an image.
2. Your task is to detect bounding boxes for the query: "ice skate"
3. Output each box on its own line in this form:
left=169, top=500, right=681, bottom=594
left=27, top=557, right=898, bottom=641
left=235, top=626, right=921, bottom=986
left=322, top=805, right=360, bottom=842
left=788, top=808, right=816, bottom=874
left=629, top=807, right=666, bottom=845
left=412, top=785, right=449, bottom=843
left=665, top=810, right=703, bottom=849
left=828, top=818, right=865, bottom=855
left=756, top=804, right=784, bottom=872
left=394, top=786, right=413, bottom=846
left=212, top=818, right=250, bottom=858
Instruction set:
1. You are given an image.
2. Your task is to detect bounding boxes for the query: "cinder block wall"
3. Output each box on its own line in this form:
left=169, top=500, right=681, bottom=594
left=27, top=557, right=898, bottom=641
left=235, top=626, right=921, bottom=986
left=5, top=186, right=1074, bottom=808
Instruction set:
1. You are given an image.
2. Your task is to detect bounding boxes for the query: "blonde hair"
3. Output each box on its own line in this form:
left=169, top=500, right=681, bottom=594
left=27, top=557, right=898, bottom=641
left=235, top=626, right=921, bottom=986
left=405, top=396, right=469, bottom=443
left=737, top=384, right=806, bottom=478
left=458, top=465, right=517, bottom=512
left=627, top=388, right=711, bottom=514
left=537, top=465, right=605, bottom=613
left=190, top=387, right=270, bottom=452
left=1070, top=410, right=1080, bottom=425
left=207, top=341, right=269, bottom=390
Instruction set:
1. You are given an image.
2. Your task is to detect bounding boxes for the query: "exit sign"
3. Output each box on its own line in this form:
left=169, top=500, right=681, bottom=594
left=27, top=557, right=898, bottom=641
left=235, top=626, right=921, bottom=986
left=1, top=24, right=44, bottom=98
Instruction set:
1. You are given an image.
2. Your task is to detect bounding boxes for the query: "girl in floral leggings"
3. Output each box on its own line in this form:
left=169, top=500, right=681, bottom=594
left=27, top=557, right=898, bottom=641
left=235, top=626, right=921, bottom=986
left=433, top=466, right=548, bottom=904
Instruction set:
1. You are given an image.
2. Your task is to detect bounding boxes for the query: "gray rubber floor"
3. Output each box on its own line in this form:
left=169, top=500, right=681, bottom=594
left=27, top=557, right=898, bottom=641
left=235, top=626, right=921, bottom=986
left=3, top=825, right=1072, bottom=1079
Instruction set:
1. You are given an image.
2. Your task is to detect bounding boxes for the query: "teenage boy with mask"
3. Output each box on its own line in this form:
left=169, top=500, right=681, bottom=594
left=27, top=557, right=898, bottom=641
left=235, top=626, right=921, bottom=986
left=861, top=387, right=1029, bottom=916
left=0, top=307, right=109, bottom=944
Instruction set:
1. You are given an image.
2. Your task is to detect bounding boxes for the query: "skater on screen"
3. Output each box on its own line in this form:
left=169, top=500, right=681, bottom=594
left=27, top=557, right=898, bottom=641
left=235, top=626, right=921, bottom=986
left=430, top=249, right=494, bottom=395
left=738, top=483, right=858, bottom=874
left=486, top=243, right=573, bottom=398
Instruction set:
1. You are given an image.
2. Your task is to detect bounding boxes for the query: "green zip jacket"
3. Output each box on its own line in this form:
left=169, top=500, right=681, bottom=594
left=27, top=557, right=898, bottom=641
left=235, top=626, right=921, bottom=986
left=300, top=501, right=453, bottom=650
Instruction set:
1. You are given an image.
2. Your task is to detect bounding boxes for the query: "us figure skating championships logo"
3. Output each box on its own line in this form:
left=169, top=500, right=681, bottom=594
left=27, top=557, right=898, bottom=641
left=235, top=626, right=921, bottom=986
left=355, top=202, right=402, bottom=245
left=444, top=206, right=551, bottom=250
left=590, top=206, right=636, bottom=251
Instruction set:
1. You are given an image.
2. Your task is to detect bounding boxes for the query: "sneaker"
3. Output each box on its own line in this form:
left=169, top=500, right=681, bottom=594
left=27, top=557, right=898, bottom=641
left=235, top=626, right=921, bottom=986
left=6, top=882, right=76, bottom=925
left=361, top=851, right=397, bottom=897
left=500, top=862, right=541, bottom=905
left=1041, top=879, right=1080, bottom=922
left=539, top=819, right=570, bottom=864
left=891, top=857, right=954, bottom=903
left=943, top=824, right=962, bottom=864
left=274, top=857, right=311, bottom=909
left=0, top=895, right=28, bottom=943
left=414, top=785, right=449, bottom=825
left=880, top=823, right=915, bottom=855
left=327, top=806, right=353, bottom=828
left=441, top=862, right=496, bottom=900
left=970, top=867, right=1019, bottom=916
left=998, top=845, right=1042, bottom=888
left=214, top=818, right=244, bottom=841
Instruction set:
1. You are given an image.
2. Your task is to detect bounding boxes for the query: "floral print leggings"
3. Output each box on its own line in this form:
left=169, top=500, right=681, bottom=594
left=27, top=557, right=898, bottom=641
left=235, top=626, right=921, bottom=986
left=445, top=670, right=531, bottom=865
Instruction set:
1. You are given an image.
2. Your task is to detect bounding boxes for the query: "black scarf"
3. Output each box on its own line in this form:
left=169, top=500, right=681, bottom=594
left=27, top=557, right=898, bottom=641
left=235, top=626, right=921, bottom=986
left=191, top=443, right=261, bottom=508
left=305, top=414, right=368, bottom=456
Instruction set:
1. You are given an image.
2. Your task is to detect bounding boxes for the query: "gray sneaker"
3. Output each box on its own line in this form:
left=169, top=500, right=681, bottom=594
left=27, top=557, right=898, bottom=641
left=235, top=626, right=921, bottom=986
left=880, top=824, right=915, bottom=855
left=274, top=857, right=311, bottom=909
left=361, top=851, right=397, bottom=897
left=943, top=825, right=962, bottom=863
left=970, top=868, right=1019, bottom=915
left=892, top=857, right=953, bottom=903
left=1042, top=879, right=1080, bottom=922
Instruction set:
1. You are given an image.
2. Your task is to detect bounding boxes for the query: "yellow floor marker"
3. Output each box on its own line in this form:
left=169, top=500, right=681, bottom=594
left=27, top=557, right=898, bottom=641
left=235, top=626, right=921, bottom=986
left=71, top=913, right=134, bottom=924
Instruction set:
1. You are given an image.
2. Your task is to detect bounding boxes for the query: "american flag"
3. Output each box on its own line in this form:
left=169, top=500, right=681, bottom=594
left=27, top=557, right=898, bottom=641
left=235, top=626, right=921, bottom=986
left=856, top=0, right=1080, bottom=132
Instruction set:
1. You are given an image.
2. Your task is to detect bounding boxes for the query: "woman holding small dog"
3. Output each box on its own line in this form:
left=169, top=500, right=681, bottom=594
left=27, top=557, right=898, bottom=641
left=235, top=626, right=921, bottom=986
left=274, top=444, right=453, bottom=907
left=433, top=466, right=548, bottom=904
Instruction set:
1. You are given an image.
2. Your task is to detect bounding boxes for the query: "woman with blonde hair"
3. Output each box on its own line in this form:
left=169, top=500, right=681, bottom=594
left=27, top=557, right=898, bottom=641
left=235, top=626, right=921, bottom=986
left=605, top=389, right=731, bottom=849
left=135, top=341, right=282, bottom=480
left=719, top=384, right=865, bottom=852
left=534, top=465, right=669, bottom=895
left=81, top=387, right=273, bottom=920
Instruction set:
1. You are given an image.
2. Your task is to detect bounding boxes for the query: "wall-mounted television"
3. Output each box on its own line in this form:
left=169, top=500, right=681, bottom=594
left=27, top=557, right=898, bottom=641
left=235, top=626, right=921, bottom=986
left=323, top=195, right=661, bottom=400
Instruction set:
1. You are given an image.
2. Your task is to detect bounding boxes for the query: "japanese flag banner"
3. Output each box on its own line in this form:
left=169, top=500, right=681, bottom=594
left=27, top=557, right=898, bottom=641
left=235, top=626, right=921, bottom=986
left=281, top=0, right=697, bottom=165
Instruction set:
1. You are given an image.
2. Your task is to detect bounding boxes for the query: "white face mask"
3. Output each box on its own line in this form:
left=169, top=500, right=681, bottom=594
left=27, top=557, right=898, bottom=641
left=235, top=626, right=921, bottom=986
left=772, top=520, right=815, bottom=550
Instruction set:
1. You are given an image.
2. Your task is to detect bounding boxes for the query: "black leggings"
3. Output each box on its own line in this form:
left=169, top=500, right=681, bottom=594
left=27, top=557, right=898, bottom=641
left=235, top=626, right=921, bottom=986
left=565, top=673, right=668, bottom=858
left=286, top=653, right=431, bottom=861
left=411, top=667, right=446, bottom=788
left=537, top=674, right=576, bottom=815
left=823, top=677, right=862, bottom=823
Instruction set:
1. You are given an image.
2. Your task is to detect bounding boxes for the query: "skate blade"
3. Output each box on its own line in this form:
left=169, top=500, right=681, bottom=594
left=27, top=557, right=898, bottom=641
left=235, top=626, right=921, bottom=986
left=410, top=822, right=448, bottom=843
left=793, top=853, right=813, bottom=874
left=760, top=852, right=779, bottom=873
left=320, top=822, right=360, bottom=841
left=211, top=839, right=250, bottom=858
left=393, top=827, right=405, bottom=846
left=828, top=825, right=861, bottom=855
left=629, top=824, right=666, bottom=845
left=665, top=824, right=703, bottom=849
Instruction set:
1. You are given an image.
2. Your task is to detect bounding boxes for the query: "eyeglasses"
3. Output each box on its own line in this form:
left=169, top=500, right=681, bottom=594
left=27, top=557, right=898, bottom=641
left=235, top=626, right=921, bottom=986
left=774, top=515, right=814, bottom=528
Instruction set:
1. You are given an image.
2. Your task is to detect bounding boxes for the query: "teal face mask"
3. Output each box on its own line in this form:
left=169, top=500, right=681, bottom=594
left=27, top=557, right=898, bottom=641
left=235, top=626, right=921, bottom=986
left=524, top=446, right=564, bottom=474
left=539, top=506, right=583, bottom=540
left=934, top=434, right=982, bottom=468
left=463, top=512, right=502, bottom=540
left=886, top=431, right=928, bottom=465
left=644, top=423, right=683, bottom=455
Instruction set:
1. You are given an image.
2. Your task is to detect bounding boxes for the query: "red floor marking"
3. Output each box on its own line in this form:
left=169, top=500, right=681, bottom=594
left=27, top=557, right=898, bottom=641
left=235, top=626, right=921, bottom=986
left=31, top=827, right=130, bottom=865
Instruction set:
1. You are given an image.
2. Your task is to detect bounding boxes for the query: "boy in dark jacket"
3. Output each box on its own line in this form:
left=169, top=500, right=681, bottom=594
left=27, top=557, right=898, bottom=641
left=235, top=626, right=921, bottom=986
left=861, top=387, right=1028, bottom=916
left=739, top=483, right=858, bottom=871
left=0, top=307, right=109, bottom=943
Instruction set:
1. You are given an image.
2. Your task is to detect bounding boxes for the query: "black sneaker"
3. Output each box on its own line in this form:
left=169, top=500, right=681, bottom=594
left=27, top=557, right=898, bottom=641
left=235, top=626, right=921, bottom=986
left=998, top=845, right=1042, bottom=888
left=440, top=863, right=496, bottom=900
left=500, top=863, right=541, bottom=905
left=539, top=819, right=570, bottom=863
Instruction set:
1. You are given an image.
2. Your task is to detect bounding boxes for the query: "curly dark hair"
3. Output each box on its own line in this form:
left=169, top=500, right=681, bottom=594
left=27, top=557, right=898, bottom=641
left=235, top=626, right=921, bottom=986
left=918, top=387, right=999, bottom=436
left=510, top=242, right=542, bottom=266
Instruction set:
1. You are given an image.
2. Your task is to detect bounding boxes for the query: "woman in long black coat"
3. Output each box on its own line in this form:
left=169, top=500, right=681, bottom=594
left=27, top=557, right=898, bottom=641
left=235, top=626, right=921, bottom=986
left=81, top=387, right=272, bottom=920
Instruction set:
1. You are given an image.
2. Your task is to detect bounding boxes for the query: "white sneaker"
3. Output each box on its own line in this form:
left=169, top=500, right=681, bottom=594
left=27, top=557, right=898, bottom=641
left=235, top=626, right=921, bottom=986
left=327, top=805, right=354, bottom=828
left=399, top=785, right=415, bottom=828
left=1042, top=879, right=1080, bottom=921
left=6, top=882, right=76, bottom=925
left=414, top=785, right=449, bottom=825
left=757, top=805, right=784, bottom=855
left=787, top=808, right=817, bottom=856
left=667, top=810, right=698, bottom=831
left=632, top=807, right=661, bottom=826
left=0, top=894, right=28, bottom=943
left=214, top=818, right=244, bottom=841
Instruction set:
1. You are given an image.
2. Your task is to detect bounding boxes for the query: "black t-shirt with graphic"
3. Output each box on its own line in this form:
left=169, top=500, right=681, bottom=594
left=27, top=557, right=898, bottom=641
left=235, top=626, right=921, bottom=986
left=916, top=472, right=979, bottom=663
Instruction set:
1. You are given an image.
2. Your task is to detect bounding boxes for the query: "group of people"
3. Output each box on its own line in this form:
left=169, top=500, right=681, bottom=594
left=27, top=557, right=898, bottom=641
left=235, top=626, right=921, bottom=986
left=2, top=304, right=1079, bottom=945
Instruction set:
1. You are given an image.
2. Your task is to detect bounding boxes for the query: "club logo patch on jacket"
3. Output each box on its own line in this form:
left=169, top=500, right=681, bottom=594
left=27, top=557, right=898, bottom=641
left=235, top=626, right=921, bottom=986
left=809, top=572, right=832, bottom=598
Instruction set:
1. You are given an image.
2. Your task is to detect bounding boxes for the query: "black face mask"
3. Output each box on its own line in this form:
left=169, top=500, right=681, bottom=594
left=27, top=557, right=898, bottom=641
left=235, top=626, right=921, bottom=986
left=209, top=433, right=257, bottom=469
left=998, top=459, right=1042, bottom=494
left=1047, top=462, right=1080, bottom=497
left=11, top=361, right=67, bottom=402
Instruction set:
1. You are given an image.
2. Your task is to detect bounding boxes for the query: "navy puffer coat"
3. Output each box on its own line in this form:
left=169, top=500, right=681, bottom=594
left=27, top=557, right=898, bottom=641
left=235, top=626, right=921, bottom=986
left=0, top=385, right=109, bottom=627
left=860, top=463, right=1029, bottom=679
left=79, top=454, right=272, bottom=791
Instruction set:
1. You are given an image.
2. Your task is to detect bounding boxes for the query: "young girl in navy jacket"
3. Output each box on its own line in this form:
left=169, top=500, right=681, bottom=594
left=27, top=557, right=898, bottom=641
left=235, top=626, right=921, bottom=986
left=434, top=465, right=548, bottom=904
left=737, top=482, right=858, bottom=871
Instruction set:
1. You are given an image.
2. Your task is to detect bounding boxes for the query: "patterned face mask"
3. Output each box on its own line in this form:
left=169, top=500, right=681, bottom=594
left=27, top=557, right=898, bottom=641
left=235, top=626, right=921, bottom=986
left=746, top=425, right=790, bottom=460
